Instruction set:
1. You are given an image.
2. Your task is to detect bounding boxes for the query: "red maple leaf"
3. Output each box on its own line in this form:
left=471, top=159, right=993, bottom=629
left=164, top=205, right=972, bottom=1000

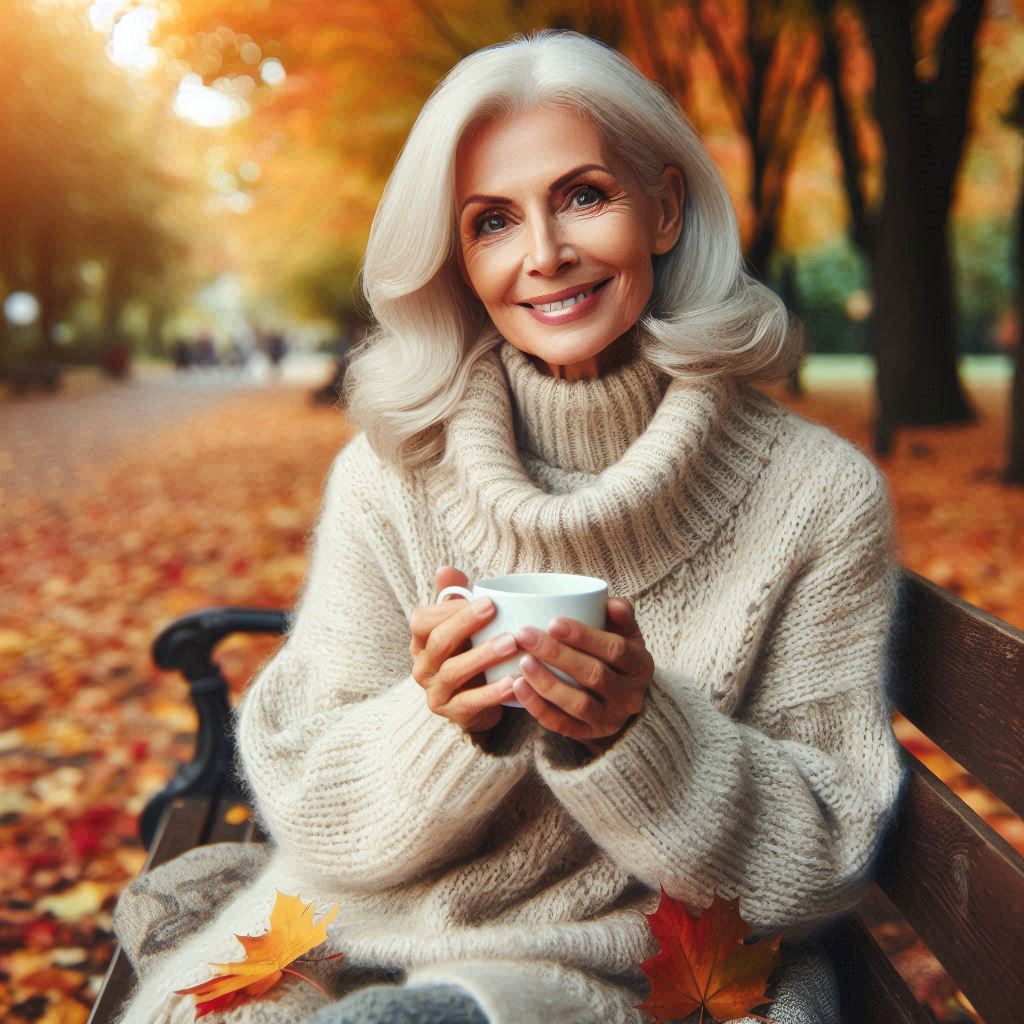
left=637, top=889, right=782, bottom=1022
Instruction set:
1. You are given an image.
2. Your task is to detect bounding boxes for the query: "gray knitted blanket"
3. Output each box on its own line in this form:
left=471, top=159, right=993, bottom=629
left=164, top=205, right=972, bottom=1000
left=115, top=842, right=839, bottom=1023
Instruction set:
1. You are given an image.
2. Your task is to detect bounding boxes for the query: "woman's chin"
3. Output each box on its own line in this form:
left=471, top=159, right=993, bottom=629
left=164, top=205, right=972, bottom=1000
left=506, top=331, right=635, bottom=379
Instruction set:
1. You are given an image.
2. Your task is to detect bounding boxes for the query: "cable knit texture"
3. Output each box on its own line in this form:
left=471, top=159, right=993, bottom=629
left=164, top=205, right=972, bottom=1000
left=115, top=340, right=904, bottom=1023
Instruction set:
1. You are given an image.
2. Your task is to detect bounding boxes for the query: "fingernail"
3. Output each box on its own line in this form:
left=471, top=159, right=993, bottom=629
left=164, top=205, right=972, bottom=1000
left=516, top=625, right=540, bottom=648
left=472, top=596, right=493, bottom=615
left=512, top=675, right=533, bottom=701
left=519, top=653, right=539, bottom=673
left=491, top=632, right=516, bottom=656
left=494, top=674, right=515, bottom=693
left=548, top=618, right=570, bottom=639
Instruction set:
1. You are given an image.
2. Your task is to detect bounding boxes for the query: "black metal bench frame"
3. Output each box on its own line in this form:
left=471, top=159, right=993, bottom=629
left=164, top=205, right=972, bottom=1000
left=88, top=569, right=1024, bottom=1024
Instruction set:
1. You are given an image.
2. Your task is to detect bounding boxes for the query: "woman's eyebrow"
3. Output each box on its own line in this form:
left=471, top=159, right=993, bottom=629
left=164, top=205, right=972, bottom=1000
left=460, top=163, right=613, bottom=212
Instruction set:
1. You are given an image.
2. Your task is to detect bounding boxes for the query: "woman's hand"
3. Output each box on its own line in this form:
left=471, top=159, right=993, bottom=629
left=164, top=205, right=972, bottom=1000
left=511, top=597, right=654, bottom=755
left=409, top=566, right=519, bottom=740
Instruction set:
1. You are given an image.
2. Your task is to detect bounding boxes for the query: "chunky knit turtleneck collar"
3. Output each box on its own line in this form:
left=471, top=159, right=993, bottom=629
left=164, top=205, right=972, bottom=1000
left=499, top=342, right=669, bottom=474
left=427, top=341, right=786, bottom=595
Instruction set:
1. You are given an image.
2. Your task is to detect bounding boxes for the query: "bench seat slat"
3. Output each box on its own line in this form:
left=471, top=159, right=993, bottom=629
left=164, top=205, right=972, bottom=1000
left=146, top=796, right=216, bottom=870
left=875, top=750, right=1024, bottom=1024
left=208, top=797, right=259, bottom=844
left=86, top=948, right=135, bottom=1024
left=88, top=797, right=218, bottom=1024
left=895, top=572, right=1024, bottom=818
left=840, top=911, right=934, bottom=1024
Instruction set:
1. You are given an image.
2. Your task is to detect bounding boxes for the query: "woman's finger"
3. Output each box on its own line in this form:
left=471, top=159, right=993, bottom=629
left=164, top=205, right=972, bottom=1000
left=423, top=595, right=495, bottom=665
left=428, top=632, right=520, bottom=703
left=408, top=565, right=472, bottom=656
left=409, top=599, right=466, bottom=655
left=512, top=674, right=589, bottom=740
left=515, top=655, right=615, bottom=737
left=544, top=615, right=642, bottom=674
left=605, top=597, right=643, bottom=638
left=434, top=565, right=470, bottom=595
left=448, top=674, right=517, bottom=723
left=515, top=624, right=626, bottom=694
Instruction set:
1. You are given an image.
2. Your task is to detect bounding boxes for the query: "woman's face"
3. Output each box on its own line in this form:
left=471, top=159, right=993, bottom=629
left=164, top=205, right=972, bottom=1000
left=455, top=105, right=684, bottom=380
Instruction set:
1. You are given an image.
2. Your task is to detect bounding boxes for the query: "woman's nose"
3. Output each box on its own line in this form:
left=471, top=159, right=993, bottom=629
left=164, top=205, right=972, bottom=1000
left=522, top=213, right=578, bottom=276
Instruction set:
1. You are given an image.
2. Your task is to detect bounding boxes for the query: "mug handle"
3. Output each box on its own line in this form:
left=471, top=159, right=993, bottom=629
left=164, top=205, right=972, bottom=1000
left=437, top=585, right=475, bottom=603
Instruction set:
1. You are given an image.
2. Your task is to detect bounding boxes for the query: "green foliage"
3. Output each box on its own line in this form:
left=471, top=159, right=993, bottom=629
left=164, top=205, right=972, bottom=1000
left=952, top=216, right=1014, bottom=320
left=793, top=240, right=870, bottom=307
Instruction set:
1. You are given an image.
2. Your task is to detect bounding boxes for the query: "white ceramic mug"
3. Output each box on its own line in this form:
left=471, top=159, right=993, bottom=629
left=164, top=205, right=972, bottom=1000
left=437, top=572, right=608, bottom=708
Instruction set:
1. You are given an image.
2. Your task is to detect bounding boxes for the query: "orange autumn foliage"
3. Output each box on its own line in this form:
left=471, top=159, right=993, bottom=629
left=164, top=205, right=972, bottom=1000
left=637, top=890, right=782, bottom=1023
left=175, top=891, right=340, bottom=1019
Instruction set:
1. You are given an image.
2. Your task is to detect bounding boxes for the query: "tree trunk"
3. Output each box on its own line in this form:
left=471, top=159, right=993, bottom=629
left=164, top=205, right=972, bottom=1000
left=33, top=219, right=58, bottom=364
left=145, top=303, right=168, bottom=358
left=1008, top=150, right=1024, bottom=485
left=1009, top=330, right=1024, bottom=485
left=863, top=0, right=978, bottom=454
left=778, top=256, right=804, bottom=396
left=820, top=3, right=871, bottom=254
left=102, top=259, right=129, bottom=341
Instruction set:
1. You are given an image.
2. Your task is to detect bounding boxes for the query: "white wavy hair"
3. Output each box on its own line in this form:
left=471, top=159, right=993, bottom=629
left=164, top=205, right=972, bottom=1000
left=345, top=29, right=801, bottom=470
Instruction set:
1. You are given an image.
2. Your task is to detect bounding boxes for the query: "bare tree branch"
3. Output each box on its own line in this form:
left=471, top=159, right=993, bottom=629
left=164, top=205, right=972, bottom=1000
left=819, top=1, right=871, bottom=251
left=761, top=31, right=822, bottom=225
left=690, top=2, right=750, bottom=137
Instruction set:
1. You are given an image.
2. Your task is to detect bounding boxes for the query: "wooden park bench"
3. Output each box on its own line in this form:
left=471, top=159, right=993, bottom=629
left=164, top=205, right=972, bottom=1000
left=87, top=569, right=1023, bottom=1024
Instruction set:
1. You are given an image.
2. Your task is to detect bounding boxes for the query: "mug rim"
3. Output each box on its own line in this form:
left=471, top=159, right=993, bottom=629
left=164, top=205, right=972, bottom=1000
left=476, top=572, right=607, bottom=596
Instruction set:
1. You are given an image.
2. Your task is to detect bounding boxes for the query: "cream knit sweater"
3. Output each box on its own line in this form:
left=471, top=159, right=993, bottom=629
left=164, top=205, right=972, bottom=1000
left=118, top=341, right=904, bottom=1024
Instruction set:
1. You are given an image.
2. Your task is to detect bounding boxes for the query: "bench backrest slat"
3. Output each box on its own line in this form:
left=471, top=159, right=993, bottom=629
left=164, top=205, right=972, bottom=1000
left=837, top=913, right=934, bottom=1024
left=893, top=571, right=1024, bottom=819
left=875, top=750, right=1024, bottom=1024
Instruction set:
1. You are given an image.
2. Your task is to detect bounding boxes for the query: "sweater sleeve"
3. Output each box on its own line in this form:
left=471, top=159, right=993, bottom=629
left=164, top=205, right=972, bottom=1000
left=235, top=441, right=532, bottom=890
left=533, top=459, right=907, bottom=936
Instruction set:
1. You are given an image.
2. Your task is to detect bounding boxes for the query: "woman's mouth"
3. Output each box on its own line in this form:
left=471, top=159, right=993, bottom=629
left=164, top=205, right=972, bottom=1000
left=519, top=279, right=611, bottom=324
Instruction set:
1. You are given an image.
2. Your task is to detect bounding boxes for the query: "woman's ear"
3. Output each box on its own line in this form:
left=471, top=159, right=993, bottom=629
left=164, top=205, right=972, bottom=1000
left=651, top=165, right=685, bottom=256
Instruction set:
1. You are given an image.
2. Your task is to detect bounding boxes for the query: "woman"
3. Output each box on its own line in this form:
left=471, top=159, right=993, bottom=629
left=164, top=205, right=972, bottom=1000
left=115, top=30, right=904, bottom=1024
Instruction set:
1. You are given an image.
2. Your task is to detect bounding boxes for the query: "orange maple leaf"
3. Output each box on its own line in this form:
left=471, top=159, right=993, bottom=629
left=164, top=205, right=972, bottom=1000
left=637, top=889, right=782, bottom=1023
left=175, top=890, right=341, bottom=1019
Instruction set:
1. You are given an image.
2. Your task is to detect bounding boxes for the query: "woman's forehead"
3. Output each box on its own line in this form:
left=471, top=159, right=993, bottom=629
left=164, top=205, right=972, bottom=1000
left=455, top=106, right=618, bottom=201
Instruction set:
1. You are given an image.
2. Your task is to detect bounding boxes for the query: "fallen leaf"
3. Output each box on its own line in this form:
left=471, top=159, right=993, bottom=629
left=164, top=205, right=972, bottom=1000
left=37, top=1003, right=89, bottom=1024
left=175, top=890, right=340, bottom=1019
left=36, top=881, right=110, bottom=921
left=637, top=889, right=781, bottom=1022
left=224, top=804, right=251, bottom=825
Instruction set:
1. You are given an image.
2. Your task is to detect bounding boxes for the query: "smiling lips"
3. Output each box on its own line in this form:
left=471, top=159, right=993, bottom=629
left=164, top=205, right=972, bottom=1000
left=519, top=278, right=611, bottom=324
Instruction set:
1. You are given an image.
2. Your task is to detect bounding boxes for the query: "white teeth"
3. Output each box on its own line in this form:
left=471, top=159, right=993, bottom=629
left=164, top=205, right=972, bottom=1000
left=534, top=285, right=596, bottom=314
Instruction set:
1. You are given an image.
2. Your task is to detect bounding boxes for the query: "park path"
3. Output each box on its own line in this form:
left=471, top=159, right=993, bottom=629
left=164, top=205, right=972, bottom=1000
left=0, top=357, right=334, bottom=507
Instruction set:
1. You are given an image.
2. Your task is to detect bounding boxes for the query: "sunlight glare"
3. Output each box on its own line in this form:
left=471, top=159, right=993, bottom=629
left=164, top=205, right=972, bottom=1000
left=260, top=58, right=286, bottom=86
left=107, top=7, right=161, bottom=72
left=174, top=74, right=247, bottom=128
left=88, top=0, right=128, bottom=33
left=4, top=292, right=41, bottom=326
left=224, top=191, right=253, bottom=214
left=239, top=160, right=261, bottom=183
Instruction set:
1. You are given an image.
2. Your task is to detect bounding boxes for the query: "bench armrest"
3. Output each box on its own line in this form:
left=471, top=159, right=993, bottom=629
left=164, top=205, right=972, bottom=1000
left=139, top=607, right=290, bottom=847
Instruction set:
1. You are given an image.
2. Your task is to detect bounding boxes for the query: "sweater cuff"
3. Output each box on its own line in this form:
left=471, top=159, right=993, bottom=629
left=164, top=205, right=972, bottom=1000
left=534, top=675, right=697, bottom=830
left=384, top=673, right=531, bottom=782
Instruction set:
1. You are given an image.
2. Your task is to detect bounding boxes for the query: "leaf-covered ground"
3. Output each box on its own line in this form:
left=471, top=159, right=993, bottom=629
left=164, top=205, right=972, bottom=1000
left=1, top=374, right=1019, bottom=1022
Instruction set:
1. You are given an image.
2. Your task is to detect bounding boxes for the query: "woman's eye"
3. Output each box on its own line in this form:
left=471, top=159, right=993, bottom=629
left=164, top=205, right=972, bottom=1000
left=477, top=213, right=507, bottom=235
left=571, top=186, right=603, bottom=208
